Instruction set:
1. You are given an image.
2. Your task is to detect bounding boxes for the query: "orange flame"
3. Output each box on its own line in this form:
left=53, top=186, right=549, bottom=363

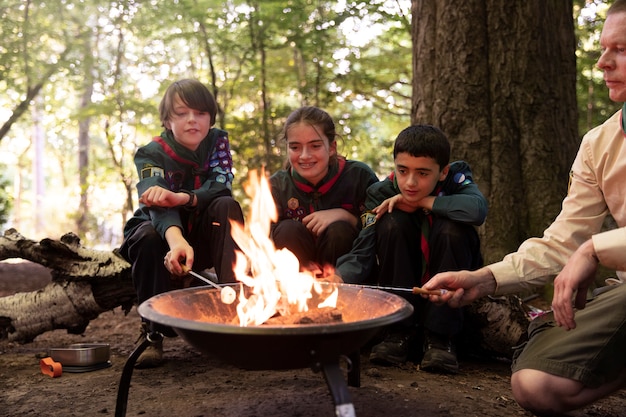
left=229, top=169, right=338, bottom=326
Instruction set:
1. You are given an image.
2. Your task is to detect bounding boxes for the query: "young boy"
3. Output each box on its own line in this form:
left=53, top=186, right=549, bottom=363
left=335, top=124, right=487, bottom=373
left=119, top=79, right=244, bottom=368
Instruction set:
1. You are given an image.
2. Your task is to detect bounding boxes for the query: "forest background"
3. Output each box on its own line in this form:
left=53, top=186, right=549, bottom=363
left=0, top=0, right=621, bottom=281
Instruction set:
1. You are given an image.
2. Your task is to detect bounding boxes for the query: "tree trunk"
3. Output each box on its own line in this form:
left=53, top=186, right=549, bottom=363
left=412, top=0, right=579, bottom=264
left=0, top=229, right=135, bottom=343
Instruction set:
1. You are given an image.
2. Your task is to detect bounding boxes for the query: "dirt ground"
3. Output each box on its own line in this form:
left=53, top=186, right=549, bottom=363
left=1, top=260, right=625, bottom=417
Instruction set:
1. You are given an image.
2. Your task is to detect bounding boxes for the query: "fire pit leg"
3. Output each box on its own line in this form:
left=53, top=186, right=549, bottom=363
left=321, top=360, right=356, bottom=417
left=347, top=350, right=360, bottom=387
left=114, top=332, right=164, bottom=417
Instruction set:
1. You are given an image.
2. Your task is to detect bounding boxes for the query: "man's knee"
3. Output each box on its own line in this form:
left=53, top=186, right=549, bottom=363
left=511, top=370, right=537, bottom=410
left=511, top=369, right=579, bottom=415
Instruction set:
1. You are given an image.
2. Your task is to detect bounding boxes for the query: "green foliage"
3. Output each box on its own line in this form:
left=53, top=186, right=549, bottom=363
left=0, top=164, right=12, bottom=229
left=574, top=0, right=621, bottom=135
left=0, top=0, right=617, bottom=246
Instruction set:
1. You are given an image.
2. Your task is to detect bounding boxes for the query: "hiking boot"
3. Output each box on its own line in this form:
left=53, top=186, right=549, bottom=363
left=135, top=340, right=164, bottom=369
left=134, top=323, right=165, bottom=369
left=420, top=332, right=459, bottom=374
left=369, top=332, right=411, bottom=366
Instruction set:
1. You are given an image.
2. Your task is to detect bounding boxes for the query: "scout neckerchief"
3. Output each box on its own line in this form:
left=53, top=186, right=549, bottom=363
left=291, top=157, right=347, bottom=212
left=389, top=171, right=441, bottom=285
left=153, top=133, right=205, bottom=189
left=153, top=131, right=209, bottom=231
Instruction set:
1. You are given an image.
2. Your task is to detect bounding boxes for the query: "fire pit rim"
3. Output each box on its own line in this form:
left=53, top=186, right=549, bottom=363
left=138, top=283, right=414, bottom=336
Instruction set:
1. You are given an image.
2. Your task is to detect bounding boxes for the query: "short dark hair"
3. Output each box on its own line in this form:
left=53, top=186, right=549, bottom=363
left=393, top=125, right=450, bottom=170
left=159, top=79, right=218, bottom=129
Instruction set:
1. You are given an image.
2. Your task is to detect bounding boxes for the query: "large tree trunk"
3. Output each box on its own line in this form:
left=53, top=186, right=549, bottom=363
left=0, top=229, right=134, bottom=343
left=412, top=0, right=579, bottom=264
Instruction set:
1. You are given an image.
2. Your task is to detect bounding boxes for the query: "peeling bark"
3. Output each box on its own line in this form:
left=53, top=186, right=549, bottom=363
left=0, top=228, right=135, bottom=343
left=462, top=295, right=531, bottom=359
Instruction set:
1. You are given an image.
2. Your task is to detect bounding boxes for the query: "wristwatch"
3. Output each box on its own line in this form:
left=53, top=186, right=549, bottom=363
left=179, top=189, right=195, bottom=209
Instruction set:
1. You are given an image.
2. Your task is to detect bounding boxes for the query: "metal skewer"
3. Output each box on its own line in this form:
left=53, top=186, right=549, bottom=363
left=354, top=284, right=447, bottom=296
left=181, top=266, right=237, bottom=304
left=181, top=265, right=222, bottom=290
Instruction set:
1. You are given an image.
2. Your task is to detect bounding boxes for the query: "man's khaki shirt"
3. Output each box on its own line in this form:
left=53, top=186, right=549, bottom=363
left=491, top=109, right=626, bottom=294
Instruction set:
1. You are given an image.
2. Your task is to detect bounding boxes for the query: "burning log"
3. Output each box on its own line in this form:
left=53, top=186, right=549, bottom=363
left=264, top=307, right=343, bottom=325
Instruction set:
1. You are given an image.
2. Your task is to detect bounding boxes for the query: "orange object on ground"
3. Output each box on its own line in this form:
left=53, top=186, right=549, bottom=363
left=40, top=357, right=62, bottom=377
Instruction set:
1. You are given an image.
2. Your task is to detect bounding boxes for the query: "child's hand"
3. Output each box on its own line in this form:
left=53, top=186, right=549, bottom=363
left=164, top=245, right=194, bottom=278
left=163, top=228, right=194, bottom=278
left=139, top=186, right=188, bottom=208
left=373, top=194, right=415, bottom=219
left=303, top=209, right=356, bottom=236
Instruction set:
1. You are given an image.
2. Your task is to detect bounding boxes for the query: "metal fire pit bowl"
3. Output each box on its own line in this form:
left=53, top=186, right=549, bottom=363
left=138, top=283, right=413, bottom=370
left=123, top=284, right=413, bottom=417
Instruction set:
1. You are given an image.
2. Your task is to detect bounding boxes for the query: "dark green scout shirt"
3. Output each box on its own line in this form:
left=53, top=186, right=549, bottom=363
left=123, top=128, right=234, bottom=239
left=335, top=160, right=488, bottom=283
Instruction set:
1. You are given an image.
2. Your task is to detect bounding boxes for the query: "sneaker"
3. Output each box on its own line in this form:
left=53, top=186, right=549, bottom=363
left=420, top=332, right=459, bottom=374
left=369, top=332, right=411, bottom=366
left=135, top=340, right=164, bottom=369
left=134, top=323, right=165, bottom=369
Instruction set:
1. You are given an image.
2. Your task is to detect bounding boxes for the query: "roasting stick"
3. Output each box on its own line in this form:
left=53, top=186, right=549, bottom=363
left=356, top=284, right=447, bottom=296
left=181, top=265, right=237, bottom=304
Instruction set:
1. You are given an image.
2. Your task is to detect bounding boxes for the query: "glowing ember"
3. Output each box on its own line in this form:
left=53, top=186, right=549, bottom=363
left=229, top=170, right=338, bottom=326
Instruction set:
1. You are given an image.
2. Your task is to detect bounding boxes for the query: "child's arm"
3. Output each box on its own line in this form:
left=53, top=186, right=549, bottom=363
left=139, top=186, right=195, bottom=208
left=431, top=183, right=487, bottom=225
left=431, top=161, right=488, bottom=225
left=373, top=194, right=436, bottom=219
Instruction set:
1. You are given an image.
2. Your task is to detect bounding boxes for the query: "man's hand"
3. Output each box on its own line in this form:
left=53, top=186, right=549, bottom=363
left=551, top=239, right=599, bottom=330
left=422, top=267, right=497, bottom=308
left=303, top=208, right=356, bottom=236
left=140, top=186, right=189, bottom=208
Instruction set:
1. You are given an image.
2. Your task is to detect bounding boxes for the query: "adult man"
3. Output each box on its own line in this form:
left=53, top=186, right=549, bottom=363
left=423, top=1, right=626, bottom=415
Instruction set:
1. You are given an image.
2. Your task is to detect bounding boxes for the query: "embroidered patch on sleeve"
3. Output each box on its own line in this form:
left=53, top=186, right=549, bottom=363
left=140, top=165, right=164, bottom=180
left=361, top=211, right=377, bottom=229
left=454, top=172, right=472, bottom=185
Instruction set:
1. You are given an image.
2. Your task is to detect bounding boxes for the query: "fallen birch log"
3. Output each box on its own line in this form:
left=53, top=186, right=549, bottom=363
left=0, top=228, right=135, bottom=343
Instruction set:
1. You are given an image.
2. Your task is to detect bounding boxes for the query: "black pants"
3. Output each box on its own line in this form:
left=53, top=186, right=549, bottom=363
left=376, top=210, right=482, bottom=338
left=271, top=219, right=358, bottom=270
left=119, top=196, right=244, bottom=334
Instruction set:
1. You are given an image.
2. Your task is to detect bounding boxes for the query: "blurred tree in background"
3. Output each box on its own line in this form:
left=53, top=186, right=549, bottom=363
left=0, top=0, right=618, bottom=263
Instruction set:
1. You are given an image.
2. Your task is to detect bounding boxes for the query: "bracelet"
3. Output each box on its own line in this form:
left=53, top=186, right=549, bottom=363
left=179, top=189, right=195, bottom=209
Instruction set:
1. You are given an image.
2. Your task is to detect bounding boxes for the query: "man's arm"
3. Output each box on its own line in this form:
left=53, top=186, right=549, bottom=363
left=421, top=267, right=497, bottom=308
